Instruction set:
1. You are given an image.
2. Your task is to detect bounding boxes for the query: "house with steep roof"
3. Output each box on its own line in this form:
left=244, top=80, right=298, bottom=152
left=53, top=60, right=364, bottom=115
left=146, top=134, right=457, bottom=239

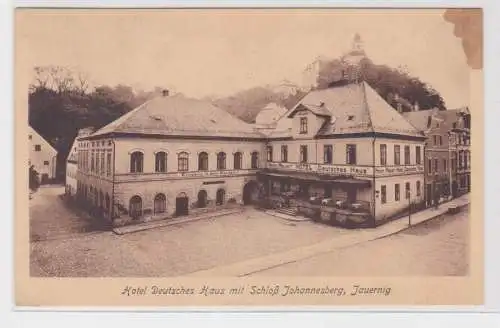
left=77, top=90, right=266, bottom=225
left=29, top=126, right=57, bottom=184
left=262, top=79, right=427, bottom=225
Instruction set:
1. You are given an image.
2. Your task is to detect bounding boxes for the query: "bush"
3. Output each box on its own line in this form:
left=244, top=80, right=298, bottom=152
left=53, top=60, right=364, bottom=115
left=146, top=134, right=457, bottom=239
left=29, top=165, right=40, bottom=192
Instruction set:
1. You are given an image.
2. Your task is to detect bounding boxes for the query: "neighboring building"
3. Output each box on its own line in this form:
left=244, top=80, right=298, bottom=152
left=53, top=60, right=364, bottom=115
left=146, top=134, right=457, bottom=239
left=403, top=107, right=471, bottom=206
left=66, top=127, right=94, bottom=198
left=29, top=126, right=57, bottom=183
left=77, top=90, right=266, bottom=226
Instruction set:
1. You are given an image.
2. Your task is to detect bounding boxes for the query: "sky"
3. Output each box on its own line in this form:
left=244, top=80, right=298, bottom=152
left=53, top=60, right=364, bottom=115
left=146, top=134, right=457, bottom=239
left=16, top=8, right=471, bottom=108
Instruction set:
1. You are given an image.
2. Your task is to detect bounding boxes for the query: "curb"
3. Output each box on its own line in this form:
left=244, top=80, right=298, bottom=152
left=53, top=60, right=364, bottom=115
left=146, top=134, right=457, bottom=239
left=186, top=199, right=470, bottom=277
left=113, top=208, right=243, bottom=235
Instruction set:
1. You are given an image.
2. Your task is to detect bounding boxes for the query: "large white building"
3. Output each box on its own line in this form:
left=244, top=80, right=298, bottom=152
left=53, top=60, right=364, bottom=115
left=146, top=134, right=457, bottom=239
left=29, top=126, right=57, bottom=183
left=75, top=35, right=427, bottom=228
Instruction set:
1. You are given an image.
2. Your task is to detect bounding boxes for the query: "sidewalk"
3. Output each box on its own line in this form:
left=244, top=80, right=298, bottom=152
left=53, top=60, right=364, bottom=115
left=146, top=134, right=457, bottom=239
left=185, top=193, right=470, bottom=277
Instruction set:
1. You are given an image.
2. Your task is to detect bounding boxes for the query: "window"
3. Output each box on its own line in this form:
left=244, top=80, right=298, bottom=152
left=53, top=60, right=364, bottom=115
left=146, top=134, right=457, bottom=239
left=464, top=151, right=469, bottom=169
left=443, top=159, right=447, bottom=172
left=434, top=159, right=438, bottom=172
left=416, top=146, right=421, bottom=164
left=439, top=136, right=443, bottom=145
left=129, top=195, right=142, bottom=219
left=91, top=151, right=95, bottom=172
left=96, top=152, right=100, bottom=174
left=178, top=152, right=189, bottom=172
left=381, top=185, right=387, bottom=204
left=28, top=135, right=32, bottom=140
left=394, top=145, right=400, bottom=165
left=100, top=151, right=105, bottom=175
left=34, top=145, right=41, bottom=151
left=380, top=144, right=387, bottom=166
left=217, top=152, right=226, bottom=170
left=346, top=144, right=357, bottom=165
left=281, top=145, right=288, bottom=163
left=234, top=152, right=242, bottom=170
left=154, top=193, right=166, bottom=214
left=300, top=145, right=308, bottom=163
left=155, top=152, right=167, bottom=173
left=43, top=161, right=49, bottom=165
left=395, top=184, right=400, bottom=201
left=324, top=145, right=333, bottom=164
left=416, top=181, right=421, bottom=196
left=130, top=151, right=143, bottom=173
left=453, top=122, right=457, bottom=129
left=433, top=135, right=437, bottom=145
left=266, top=146, right=273, bottom=162
left=251, top=152, right=259, bottom=169
left=198, top=152, right=209, bottom=171
left=428, top=159, right=432, bottom=173
left=405, top=182, right=410, bottom=199
left=300, top=117, right=308, bottom=134
left=404, top=145, right=410, bottom=165
left=106, top=153, right=111, bottom=176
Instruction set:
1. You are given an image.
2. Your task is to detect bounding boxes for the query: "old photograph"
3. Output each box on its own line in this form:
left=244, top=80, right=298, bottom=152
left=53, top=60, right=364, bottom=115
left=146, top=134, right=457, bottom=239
left=15, top=7, right=484, bottom=306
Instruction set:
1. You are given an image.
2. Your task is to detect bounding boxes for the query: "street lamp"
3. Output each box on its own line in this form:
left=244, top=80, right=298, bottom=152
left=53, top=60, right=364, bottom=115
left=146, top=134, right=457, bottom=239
left=447, top=131, right=453, bottom=199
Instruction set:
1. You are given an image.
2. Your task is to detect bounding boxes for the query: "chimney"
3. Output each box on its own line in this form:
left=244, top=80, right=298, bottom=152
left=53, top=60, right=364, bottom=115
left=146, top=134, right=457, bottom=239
left=319, top=102, right=325, bottom=107
left=162, top=89, right=169, bottom=97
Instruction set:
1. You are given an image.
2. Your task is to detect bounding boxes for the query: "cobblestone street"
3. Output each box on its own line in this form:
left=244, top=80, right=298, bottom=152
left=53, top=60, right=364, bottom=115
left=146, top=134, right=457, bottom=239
left=30, top=186, right=352, bottom=277
left=252, top=205, right=470, bottom=276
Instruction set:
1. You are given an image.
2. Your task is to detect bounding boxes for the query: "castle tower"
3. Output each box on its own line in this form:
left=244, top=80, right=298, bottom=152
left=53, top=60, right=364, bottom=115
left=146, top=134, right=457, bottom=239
left=341, top=33, right=366, bottom=83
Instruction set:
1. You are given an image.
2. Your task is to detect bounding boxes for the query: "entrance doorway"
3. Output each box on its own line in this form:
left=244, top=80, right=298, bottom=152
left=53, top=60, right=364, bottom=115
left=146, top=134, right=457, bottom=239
left=243, top=181, right=259, bottom=205
left=426, top=184, right=433, bottom=207
left=197, top=190, right=208, bottom=208
left=175, top=192, right=189, bottom=216
left=216, top=189, right=225, bottom=206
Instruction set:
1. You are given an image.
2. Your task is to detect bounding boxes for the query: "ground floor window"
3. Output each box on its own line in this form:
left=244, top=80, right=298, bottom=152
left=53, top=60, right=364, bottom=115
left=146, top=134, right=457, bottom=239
left=197, top=190, right=208, bottom=208
left=381, top=185, right=387, bottom=204
left=129, top=195, right=142, bottom=219
left=216, top=189, right=225, bottom=206
left=154, top=193, right=166, bottom=214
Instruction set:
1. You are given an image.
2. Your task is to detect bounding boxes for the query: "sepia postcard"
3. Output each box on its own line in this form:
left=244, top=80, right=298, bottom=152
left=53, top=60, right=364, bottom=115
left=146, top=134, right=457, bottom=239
left=15, top=7, right=484, bottom=307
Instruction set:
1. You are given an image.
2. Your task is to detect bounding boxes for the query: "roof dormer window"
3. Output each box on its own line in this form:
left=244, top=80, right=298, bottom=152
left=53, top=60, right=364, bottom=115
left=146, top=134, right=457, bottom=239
left=300, top=117, right=308, bottom=134
left=347, top=115, right=354, bottom=121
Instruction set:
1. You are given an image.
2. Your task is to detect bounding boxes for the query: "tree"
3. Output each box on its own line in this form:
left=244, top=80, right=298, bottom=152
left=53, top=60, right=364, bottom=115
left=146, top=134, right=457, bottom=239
left=29, top=165, right=40, bottom=193
left=317, top=57, right=446, bottom=111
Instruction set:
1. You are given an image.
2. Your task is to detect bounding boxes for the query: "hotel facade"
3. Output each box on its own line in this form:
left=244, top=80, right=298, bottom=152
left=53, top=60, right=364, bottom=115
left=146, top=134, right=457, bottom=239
left=75, top=36, right=431, bottom=228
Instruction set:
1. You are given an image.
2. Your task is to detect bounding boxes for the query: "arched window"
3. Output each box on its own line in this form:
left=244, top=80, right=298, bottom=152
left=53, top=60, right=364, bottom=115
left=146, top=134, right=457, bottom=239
left=217, top=152, right=226, bottom=170
left=178, top=152, right=189, bottom=172
left=154, top=193, right=166, bottom=214
left=129, top=195, right=142, bottom=219
left=155, top=152, right=167, bottom=173
left=234, top=152, right=242, bottom=170
left=198, top=152, right=209, bottom=171
left=130, top=151, right=144, bottom=173
left=251, top=152, right=259, bottom=169
left=216, top=188, right=225, bottom=206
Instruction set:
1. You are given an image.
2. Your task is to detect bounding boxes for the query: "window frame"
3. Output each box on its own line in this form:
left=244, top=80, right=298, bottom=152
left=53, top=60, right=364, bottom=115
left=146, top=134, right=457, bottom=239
left=177, top=152, right=189, bottom=172
left=346, top=144, right=357, bottom=165
left=299, top=117, right=308, bottom=134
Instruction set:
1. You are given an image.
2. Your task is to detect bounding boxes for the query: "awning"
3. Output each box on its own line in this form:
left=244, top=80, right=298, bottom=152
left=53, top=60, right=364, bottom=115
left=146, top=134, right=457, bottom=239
left=257, top=170, right=371, bottom=187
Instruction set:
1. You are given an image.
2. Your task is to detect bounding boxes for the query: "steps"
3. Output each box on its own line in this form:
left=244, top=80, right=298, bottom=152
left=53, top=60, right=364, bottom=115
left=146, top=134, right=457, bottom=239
left=275, top=207, right=298, bottom=217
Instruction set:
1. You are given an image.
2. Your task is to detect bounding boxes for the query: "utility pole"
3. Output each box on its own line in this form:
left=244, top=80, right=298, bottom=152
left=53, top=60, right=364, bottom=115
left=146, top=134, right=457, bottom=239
left=447, top=131, right=453, bottom=199
left=408, top=189, right=411, bottom=227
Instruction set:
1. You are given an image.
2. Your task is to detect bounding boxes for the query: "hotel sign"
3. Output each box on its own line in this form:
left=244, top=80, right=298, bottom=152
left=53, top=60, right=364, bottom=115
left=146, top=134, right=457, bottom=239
left=116, top=169, right=258, bottom=182
left=266, top=162, right=424, bottom=178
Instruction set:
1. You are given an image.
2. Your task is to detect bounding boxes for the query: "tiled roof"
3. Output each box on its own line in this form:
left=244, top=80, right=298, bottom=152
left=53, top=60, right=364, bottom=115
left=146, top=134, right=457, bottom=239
left=401, top=109, right=439, bottom=132
left=279, top=81, right=424, bottom=138
left=88, top=95, right=265, bottom=139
